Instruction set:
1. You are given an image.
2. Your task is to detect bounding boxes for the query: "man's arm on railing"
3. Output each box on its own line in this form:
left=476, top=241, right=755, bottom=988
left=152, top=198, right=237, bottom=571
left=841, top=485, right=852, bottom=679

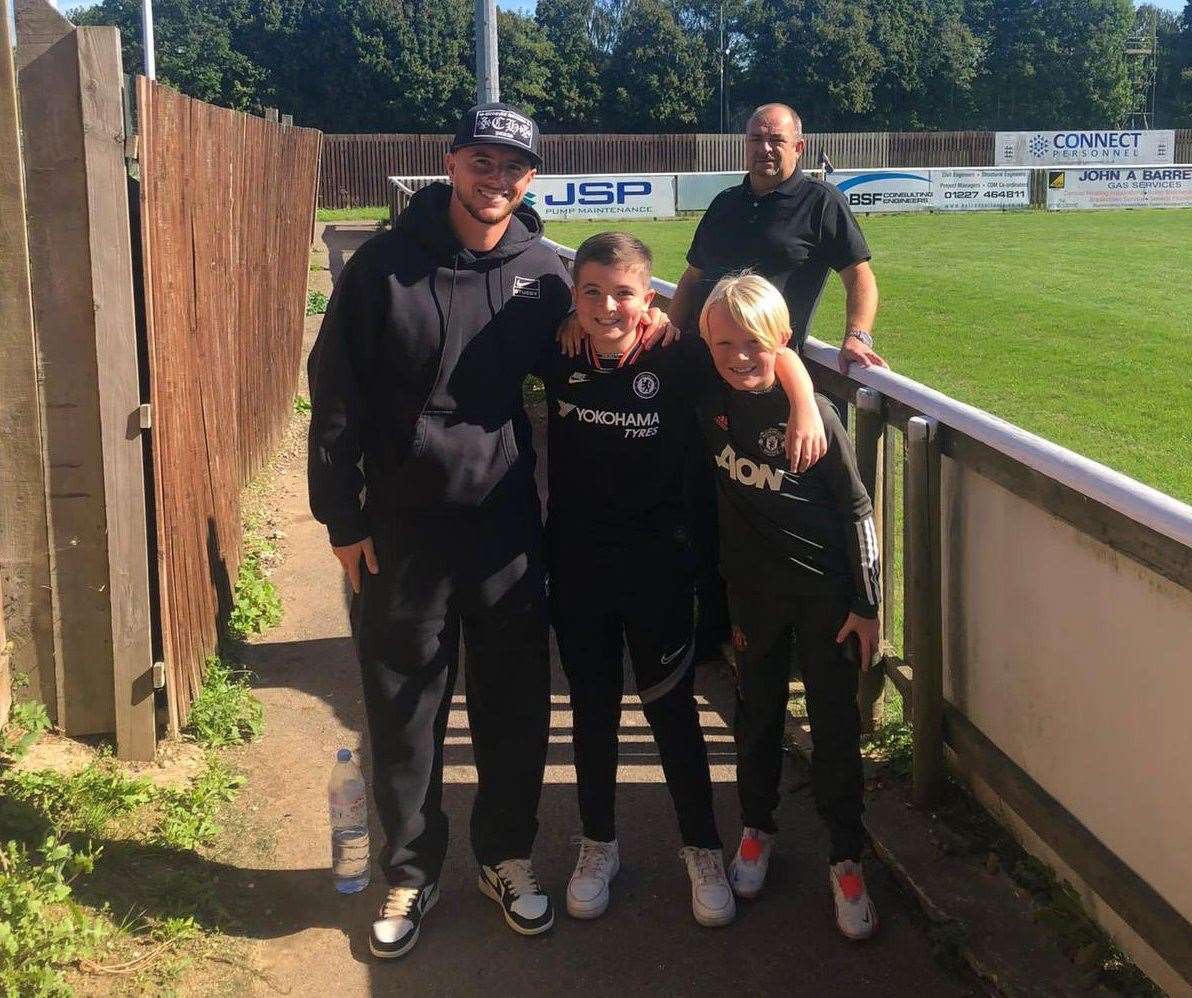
left=838, top=261, right=887, bottom=373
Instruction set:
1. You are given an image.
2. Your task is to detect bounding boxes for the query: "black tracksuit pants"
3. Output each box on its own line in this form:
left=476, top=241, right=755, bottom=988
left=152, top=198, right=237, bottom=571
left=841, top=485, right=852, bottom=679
left=549, top=526, right=721, bottom=850
left=728, top=587, right=866, bottom=863
left=352, top=494, right=550, bottom=888
left=684, top=416, right=730, bottom=657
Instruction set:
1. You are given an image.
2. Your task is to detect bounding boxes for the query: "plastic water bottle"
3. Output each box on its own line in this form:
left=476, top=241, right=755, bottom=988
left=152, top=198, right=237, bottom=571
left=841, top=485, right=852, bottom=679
left=329, top=748, right=370, bottom=894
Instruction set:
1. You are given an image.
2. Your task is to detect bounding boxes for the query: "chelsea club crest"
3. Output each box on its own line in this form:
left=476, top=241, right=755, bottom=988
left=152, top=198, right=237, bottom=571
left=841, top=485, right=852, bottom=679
left=632, top=371, right=660, bottom=399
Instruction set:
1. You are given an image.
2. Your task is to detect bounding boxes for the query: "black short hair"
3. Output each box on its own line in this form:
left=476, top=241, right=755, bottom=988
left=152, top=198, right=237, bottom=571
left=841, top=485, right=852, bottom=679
left=573, top=232, right=653, bottom=281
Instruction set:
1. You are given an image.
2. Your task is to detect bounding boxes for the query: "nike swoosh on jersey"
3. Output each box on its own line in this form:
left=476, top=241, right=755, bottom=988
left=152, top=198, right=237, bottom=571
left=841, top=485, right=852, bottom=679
left=568, top=372, right=589, bottom=384
left=660, top=643, right=688, bottom=665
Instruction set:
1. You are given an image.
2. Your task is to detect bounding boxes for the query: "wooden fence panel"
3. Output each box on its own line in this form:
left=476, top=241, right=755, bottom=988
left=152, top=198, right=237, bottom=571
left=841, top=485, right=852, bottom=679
left=138, top=79, right=321, bottom=730
left=1176, top=129, right=1192, bottom=163
left=0, top=2, right=55, bottom=719
left=321, top=129, right=1021, bottom=207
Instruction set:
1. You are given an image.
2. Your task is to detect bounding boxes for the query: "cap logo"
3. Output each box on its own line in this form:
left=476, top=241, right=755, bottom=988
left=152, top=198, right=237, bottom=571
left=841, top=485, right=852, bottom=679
left=474, top=109, right=533, bottom=150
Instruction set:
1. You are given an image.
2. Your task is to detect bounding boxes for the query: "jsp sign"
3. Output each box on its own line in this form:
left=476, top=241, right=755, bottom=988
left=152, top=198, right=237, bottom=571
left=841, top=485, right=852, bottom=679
left=1046, top=167, right=1192, bottom=210
left=996, top=130, right=1175, bottom=166
left=526, top=174, right=676, bottom=219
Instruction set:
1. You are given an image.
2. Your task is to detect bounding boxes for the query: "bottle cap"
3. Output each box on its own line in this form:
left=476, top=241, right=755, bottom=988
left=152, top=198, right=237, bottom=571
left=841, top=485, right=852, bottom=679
left=336, top=748, right=351, bottom=763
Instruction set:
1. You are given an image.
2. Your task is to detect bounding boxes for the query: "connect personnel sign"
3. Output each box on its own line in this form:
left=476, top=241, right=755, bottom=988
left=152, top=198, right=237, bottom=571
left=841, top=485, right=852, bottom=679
left=525, top=174, right=676, bottom=220
left=995, top=130, right=1175, bottom=166
left=1045, top=167, right=1192, bottom=210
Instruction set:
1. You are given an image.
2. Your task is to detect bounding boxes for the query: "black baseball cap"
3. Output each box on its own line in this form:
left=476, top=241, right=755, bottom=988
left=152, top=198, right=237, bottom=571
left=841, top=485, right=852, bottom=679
left=451, top=102, right=542, bottom=168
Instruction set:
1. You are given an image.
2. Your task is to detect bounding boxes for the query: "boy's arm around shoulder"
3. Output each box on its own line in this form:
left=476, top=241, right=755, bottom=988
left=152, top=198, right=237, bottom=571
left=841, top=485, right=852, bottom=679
left=817, top=397, right=881, bottom=619
left=775, top=348, right=827, bottom=472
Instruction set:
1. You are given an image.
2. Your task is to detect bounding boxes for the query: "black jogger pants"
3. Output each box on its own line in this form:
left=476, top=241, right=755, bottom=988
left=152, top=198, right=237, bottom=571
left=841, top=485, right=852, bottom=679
left=727, top=587, right=866, bottom=863
left=352, top=498, right=550, bottom=888
left=550, top=527, right=721, bottom=850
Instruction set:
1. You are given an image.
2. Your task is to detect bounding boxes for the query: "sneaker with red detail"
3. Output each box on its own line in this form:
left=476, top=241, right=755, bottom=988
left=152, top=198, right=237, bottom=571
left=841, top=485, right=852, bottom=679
left=830, top=859, right=878, bottom=940
left=728, top=827, right=773, bottom=898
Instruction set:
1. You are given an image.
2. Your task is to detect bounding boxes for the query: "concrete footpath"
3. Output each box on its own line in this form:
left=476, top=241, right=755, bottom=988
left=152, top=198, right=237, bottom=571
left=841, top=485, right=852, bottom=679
left=233, top=468, right=975, bottom=995
left=218, top=230, right=978, bottom=996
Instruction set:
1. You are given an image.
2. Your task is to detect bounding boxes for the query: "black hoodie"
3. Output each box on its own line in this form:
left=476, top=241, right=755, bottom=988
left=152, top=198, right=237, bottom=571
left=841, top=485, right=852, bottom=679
left=308, top=182, right=573, bottom=545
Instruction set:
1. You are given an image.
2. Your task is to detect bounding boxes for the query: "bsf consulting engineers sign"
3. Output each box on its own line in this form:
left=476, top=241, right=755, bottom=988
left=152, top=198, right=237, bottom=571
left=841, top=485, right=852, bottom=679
left=996, top=130, right=1175, bottom=166
left=828, top=168, right=1031, bottom=213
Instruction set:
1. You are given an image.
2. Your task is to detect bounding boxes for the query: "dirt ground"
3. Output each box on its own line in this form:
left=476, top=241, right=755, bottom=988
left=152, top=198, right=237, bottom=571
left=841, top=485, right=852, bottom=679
left=208, top=228, right=979, bottom=997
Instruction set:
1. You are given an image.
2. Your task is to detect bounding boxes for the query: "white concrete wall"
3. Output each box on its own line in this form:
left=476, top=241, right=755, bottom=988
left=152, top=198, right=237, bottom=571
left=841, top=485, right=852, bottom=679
left=940, top=457, right=1192, bottom=990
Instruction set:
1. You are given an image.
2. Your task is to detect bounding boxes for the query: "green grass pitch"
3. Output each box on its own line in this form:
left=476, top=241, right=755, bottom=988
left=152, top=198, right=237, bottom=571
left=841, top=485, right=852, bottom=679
left=546, top=210, right=1192, bottom=503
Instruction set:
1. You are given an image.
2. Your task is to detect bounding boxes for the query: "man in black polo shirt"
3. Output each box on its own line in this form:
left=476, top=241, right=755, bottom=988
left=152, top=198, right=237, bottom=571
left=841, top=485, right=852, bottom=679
left=669, top=102, right=886, bottom=367
left=670, top=101, right=887, bottom=661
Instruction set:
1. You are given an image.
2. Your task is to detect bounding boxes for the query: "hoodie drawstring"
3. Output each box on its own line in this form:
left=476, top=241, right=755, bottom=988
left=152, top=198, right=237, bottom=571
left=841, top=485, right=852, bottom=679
left=417, top=252, right=460, bottom=423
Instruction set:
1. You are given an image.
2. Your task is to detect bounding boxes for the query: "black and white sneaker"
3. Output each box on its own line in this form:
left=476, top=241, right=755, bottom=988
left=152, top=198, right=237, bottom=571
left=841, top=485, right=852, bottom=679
left=478, top=859, right=554, bottom=935
left=370, top=882, right=438, bottom=959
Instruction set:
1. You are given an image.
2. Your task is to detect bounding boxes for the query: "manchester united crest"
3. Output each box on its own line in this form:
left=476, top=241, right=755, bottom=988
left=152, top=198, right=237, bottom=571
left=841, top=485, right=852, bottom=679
left=758, top=426, right=785, bottom=458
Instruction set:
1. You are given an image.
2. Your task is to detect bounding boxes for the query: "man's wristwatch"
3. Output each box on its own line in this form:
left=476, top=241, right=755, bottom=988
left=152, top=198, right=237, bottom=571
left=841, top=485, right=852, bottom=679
left=845, top=329, right=874, bottom=348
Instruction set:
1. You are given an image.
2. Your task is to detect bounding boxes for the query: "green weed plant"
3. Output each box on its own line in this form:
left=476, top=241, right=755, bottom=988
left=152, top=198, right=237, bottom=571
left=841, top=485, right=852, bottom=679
left=0, top=668, right=263, bottom=994
left=227, top=537, right=282, bottom=639
left=184, top=656, right=264, bottom=749
left=2, top=762, right=153, bottom=840
left=156, top=756, right=246, bottom=851
left=1, top=701, right=51, bottom=762
left=0, top=836, right=105, bottom=997
left=863, top=689, right=913, bottom=777
left=306, top=289, right=329, bottom=315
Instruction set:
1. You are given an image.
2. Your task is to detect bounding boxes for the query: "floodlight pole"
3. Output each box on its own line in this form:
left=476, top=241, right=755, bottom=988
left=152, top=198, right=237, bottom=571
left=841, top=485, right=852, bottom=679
left=718, top=1, right=725, bottom=132
left=475, top=0, right=499, bottom=103
left=142, top=0, right=157, bottom=79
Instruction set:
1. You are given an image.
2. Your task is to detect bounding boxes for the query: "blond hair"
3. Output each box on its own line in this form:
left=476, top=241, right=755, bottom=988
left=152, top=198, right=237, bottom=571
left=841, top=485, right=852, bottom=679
left=698, top=272, right=792, bottom=351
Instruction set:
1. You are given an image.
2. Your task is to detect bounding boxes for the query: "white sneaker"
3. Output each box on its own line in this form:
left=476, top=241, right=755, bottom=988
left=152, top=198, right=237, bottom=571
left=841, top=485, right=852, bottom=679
left=566, top=838, right=620, bottom=919
left=680, top=847, right=736, bottom=927
left=728, top=827, right=773, bottom=898
left=830, top=859, right=879, bottom=940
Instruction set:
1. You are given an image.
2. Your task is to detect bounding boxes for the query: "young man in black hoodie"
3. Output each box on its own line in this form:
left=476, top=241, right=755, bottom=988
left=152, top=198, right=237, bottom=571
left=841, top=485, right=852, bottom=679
left=309, top=104, right=621, bottom=958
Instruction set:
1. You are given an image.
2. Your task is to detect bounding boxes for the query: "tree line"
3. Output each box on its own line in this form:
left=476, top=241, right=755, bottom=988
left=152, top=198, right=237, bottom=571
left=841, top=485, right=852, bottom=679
left=72, top=0, right=1192, bottom=134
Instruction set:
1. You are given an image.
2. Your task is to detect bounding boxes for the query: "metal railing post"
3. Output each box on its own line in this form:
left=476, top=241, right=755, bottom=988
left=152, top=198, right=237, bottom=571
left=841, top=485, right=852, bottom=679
left=854, top=386, right=886, bottom=733
left=905, top=416, right=944, bottom=806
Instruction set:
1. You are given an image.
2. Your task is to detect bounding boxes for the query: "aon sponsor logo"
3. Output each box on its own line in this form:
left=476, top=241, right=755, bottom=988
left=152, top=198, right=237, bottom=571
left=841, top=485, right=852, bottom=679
left=715, top=444, right=785, bottom=491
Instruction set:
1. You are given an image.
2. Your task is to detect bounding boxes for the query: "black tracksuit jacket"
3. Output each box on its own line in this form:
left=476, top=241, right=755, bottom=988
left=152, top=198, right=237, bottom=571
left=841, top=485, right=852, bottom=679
left=307, top=182, right=573, bottom=545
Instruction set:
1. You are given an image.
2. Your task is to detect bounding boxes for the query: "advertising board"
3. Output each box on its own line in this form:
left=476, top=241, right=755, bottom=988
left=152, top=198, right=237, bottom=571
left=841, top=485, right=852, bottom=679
left=829, top=170, right=934, bottom=212
left=932, top=168, right=1031, bottom=210
left=525, top=174, right=676, bottom=219
left=995, top=130, right=1175, bottom=166
left=828, top=169, right=1030, bottom=212
left=677, top=172, right=742, bottom=212
left=1045, top=167, right=1192, bottom=210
